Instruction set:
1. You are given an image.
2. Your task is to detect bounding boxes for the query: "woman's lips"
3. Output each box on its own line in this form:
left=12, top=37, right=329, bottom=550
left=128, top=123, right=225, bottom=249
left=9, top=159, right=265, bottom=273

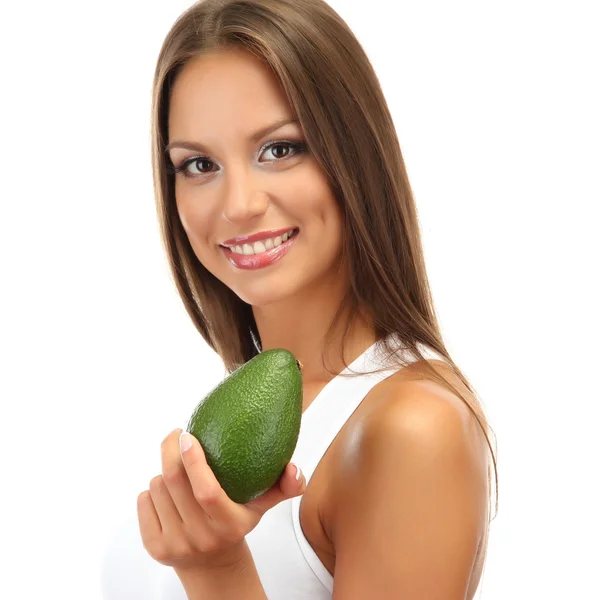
left=220, top=229, right=299, bottom=270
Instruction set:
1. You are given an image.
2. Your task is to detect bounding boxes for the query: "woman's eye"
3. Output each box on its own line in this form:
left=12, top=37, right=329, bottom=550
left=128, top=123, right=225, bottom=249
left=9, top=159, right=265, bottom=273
left=171, top=140, right=306, bottom=180
left=186, top=158, right=214, bottom=176
left=263, top=143, right=294, bottom=160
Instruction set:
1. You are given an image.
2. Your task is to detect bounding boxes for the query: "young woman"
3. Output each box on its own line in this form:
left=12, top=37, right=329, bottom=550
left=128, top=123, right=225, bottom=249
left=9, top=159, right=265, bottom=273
left=102, top=0, right=498, bottom=598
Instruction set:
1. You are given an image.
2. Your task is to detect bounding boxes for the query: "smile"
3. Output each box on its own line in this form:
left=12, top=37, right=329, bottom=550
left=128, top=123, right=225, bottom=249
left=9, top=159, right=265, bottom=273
left=225, top=228, right=298, bottom=255
left=220, top=229, right=300, bottom=270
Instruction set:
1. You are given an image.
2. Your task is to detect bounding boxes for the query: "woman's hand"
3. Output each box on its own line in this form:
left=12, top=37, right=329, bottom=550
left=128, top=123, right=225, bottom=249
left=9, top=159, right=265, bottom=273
left=137, top=428, right=306, bottom=572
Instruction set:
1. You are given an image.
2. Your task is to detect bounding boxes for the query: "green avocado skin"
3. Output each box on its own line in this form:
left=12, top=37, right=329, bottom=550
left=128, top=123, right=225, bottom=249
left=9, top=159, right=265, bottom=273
left=186, top=349, right=303, bottom=504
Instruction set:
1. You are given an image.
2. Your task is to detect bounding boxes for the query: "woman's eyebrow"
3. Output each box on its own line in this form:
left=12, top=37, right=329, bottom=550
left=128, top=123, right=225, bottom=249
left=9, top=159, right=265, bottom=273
left=165, top=117, right=300, bottom=153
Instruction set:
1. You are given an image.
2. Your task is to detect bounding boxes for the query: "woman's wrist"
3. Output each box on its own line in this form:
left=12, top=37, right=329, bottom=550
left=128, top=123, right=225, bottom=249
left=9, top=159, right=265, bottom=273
left=174, top=540, right=268, bottom=600
left=178, top=538, right=248, bottom=572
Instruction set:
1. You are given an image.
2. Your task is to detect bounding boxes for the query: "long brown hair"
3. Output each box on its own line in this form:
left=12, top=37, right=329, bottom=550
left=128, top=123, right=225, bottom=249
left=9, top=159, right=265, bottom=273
left=150, top=0, right=498, bottom=575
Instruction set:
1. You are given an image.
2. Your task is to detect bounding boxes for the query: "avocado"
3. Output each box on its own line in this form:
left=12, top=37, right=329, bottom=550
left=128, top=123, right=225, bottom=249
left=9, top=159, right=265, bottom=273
left=186, top=349, right=304, bottom=504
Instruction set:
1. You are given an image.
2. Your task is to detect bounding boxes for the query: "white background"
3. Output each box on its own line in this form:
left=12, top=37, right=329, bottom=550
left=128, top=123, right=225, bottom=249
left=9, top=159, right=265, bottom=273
left=1, top=0, right=598, bottom=598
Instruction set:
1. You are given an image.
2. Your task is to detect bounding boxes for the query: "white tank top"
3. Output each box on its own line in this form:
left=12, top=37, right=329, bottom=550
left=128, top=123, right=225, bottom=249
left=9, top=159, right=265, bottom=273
left=100, top=336, right=444, bottom=599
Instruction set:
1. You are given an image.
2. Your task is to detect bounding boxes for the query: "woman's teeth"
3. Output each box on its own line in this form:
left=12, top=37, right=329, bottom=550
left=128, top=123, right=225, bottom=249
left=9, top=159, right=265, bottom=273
left=229, top=229, right=296, bottom=255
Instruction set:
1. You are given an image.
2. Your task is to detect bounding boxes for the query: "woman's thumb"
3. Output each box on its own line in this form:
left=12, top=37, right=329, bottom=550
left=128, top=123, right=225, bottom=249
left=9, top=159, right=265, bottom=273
left=282, top=463, right=305, bottom=496
left=244, top=463, right=305, bottom=513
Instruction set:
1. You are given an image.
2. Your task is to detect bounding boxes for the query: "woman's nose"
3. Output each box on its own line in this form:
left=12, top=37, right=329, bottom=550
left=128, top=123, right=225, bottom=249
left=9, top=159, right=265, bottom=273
left=221, top=168, right=270, bottom=224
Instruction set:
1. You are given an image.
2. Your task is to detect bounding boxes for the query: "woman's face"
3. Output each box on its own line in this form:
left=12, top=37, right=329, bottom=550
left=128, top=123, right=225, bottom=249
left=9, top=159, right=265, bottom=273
left=167, top=49, right=345, bottom=308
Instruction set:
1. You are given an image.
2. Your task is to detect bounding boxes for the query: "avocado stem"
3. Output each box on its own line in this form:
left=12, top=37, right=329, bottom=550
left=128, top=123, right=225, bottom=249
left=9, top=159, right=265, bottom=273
left=296, top=359, right=304, bottom=373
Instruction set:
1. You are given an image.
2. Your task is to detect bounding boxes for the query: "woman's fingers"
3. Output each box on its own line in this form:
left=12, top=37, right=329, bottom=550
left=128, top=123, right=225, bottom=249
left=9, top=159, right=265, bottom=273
left=139, top=477, right=194, bottom=563
left=160, top=429, right=250, bottom=540
left=160, top=430, right=208, bottom=528
left=137, top=489, right=162, bottom=541
left=178, top=430, right=251, bottom=537
left=148, top=474, right=183, bottom=537
left=137, top=479, right=177, bottom=563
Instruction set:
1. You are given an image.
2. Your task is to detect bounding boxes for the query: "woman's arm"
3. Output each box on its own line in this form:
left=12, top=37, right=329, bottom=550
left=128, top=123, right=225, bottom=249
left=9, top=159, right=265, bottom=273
left=329, top=379, right=489, bottom=599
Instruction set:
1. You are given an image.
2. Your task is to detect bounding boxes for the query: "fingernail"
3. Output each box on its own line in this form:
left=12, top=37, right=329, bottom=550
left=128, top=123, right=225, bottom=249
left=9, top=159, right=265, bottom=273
left=179, top=432, right=193, bottom=453
left=294, top=464, right=302, bottom=481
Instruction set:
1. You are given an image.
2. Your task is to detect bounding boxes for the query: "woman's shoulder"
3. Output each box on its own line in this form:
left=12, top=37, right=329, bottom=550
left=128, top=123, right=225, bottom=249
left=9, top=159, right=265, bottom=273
left=321, top=357, right=484, bottom=493
left=383, top=357, right=489, bottom=466
left=326, top=356, right=489, bottom=520
left=351, top=357, right=480, bottom=444
left=369, top=356, right=481, bottom=424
